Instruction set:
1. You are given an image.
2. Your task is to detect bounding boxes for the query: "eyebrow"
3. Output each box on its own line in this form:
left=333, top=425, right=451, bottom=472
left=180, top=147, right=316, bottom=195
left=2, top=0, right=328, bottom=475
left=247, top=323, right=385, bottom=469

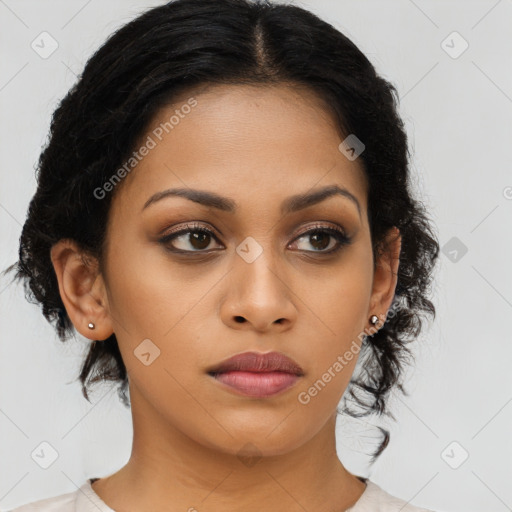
left=142, top=184, right=361, bottom=218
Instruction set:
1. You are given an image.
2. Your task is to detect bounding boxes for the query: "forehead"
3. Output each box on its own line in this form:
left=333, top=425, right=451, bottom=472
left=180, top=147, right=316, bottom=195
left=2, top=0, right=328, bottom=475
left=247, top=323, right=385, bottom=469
left=111, top=83, right=367, bottom=216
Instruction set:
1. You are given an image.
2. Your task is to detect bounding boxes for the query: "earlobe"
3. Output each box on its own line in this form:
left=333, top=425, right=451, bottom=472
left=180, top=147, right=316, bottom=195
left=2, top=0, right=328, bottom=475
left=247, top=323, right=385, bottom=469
left=50, top=239, right=113, bottom=341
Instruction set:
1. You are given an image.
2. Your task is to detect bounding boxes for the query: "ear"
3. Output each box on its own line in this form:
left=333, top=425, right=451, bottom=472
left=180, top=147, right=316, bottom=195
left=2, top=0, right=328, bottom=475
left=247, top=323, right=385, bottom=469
left=50, top=239, right=113, bottom=341
left=368, top=226, right=402, bottom=327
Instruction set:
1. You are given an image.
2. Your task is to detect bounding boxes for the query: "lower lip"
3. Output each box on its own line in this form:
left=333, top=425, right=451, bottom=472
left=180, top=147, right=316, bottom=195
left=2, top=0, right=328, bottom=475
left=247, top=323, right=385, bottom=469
left=210, top=371, right=301, bottom=398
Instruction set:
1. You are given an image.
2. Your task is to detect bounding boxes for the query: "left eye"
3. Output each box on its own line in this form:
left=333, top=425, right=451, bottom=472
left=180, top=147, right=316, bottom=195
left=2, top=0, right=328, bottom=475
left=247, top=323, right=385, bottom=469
left=292, top=226, right=350, bottom=253
left=159, top=223, right=350, bottom=254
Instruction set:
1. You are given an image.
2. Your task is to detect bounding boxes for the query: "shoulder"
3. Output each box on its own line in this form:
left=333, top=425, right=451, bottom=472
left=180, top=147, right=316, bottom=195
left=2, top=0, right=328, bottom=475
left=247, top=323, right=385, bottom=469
left=347, top=479, right=435, bottom=512
left=4, top=480, right=114, bottom=512
left=4, top=488, right=78, bottom=511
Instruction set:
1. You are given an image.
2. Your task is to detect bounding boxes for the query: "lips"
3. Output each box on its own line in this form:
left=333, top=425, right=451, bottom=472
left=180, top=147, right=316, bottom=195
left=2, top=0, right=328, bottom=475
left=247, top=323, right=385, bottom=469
left=207, top=351, right=304, bottom=376
left=207, top=351, right=304, bottom=398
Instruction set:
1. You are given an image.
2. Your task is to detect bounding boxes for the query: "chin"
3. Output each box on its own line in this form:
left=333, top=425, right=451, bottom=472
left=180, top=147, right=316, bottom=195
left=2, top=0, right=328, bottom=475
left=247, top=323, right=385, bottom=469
left=209, top=425, right=313, bottom=460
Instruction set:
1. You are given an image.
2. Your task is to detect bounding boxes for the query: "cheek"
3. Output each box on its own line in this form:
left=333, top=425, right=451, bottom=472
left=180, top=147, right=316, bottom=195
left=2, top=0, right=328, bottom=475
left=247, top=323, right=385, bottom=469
left=103, top=238, right=214, bottom=373
left=296, top=248, right=373, bottom=393
left=103, top=234, right=186, bottom=335
left=302, top=247, right=373, bottom=341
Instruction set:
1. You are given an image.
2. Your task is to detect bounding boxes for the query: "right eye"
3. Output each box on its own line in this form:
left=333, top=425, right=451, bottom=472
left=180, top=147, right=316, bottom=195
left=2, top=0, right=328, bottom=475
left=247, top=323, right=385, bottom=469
left=158, top=223, right=223, bottom=253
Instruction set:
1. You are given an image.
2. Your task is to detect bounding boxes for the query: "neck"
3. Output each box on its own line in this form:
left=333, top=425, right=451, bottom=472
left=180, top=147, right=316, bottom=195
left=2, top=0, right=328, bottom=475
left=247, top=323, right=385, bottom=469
left=91, top=384, right=367, bottom=512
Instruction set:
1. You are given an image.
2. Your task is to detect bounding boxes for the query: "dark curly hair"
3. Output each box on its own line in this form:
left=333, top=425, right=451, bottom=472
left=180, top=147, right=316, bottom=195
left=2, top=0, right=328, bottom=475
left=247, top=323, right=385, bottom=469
left=2, top=0, right=439, bottom=463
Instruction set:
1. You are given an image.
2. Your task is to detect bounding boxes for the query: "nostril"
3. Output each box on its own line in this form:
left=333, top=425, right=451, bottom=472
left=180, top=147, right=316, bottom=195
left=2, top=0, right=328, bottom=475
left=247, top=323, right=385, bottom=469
left=234, top=316, right=245, bottom=323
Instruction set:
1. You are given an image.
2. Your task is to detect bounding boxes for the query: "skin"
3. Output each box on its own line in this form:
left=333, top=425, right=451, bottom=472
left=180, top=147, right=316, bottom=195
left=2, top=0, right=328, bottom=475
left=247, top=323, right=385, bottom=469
left=51, top=83, right=401, bottom=512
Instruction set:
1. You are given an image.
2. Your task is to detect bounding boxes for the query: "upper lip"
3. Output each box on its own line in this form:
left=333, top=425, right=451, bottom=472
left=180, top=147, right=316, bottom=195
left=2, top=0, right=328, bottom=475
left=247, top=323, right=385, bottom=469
left=207, top=351, right=304, bottom=376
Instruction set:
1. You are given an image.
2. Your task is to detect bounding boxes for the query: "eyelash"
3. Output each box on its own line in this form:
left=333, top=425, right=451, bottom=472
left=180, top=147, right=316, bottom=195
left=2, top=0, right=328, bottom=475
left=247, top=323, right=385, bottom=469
left=159, top=222, right=351, bottom=256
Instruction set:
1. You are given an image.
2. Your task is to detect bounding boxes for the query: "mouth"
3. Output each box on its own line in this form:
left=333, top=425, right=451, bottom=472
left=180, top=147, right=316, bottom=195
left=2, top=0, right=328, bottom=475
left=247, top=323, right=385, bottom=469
left=207, top=351, right=304, bottom=398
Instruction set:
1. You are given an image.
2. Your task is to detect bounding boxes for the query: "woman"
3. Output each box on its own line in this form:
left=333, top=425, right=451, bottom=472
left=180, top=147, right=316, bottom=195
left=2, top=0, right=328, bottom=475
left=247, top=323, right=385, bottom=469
left=4, top=0, right=440, bottom=510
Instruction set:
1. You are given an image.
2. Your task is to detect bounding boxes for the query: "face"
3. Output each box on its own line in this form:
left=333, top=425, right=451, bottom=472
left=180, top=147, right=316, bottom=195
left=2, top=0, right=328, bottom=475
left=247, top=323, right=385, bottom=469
left=53, top=83, right=400, bottom=458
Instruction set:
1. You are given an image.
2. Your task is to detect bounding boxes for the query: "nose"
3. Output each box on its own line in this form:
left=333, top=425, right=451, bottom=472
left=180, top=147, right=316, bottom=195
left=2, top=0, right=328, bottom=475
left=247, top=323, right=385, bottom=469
left=219, top=246, right=298, bottom=333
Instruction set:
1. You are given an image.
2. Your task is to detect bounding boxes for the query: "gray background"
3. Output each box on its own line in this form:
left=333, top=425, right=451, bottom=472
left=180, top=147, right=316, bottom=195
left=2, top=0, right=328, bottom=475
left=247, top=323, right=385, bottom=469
left=1, top=1, right=511, bottom=511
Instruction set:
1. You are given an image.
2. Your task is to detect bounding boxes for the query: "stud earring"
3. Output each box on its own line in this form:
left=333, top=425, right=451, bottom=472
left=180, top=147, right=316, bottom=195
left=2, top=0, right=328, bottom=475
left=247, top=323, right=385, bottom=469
left=88, top=322, right=95, bottom=329
left=369, top=315, right=379, bottom=326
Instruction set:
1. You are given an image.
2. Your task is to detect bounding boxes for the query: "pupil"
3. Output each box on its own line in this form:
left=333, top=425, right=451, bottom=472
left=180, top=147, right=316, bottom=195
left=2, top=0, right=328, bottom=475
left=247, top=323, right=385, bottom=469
left=191, top=232, right=210, bottom=249
left=311, top=233, right=329, bottom=250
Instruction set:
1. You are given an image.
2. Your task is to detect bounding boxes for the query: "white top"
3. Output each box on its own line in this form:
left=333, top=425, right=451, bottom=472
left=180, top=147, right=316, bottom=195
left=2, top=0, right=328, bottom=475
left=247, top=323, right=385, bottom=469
left=6, top=477, right=435, bottom=511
